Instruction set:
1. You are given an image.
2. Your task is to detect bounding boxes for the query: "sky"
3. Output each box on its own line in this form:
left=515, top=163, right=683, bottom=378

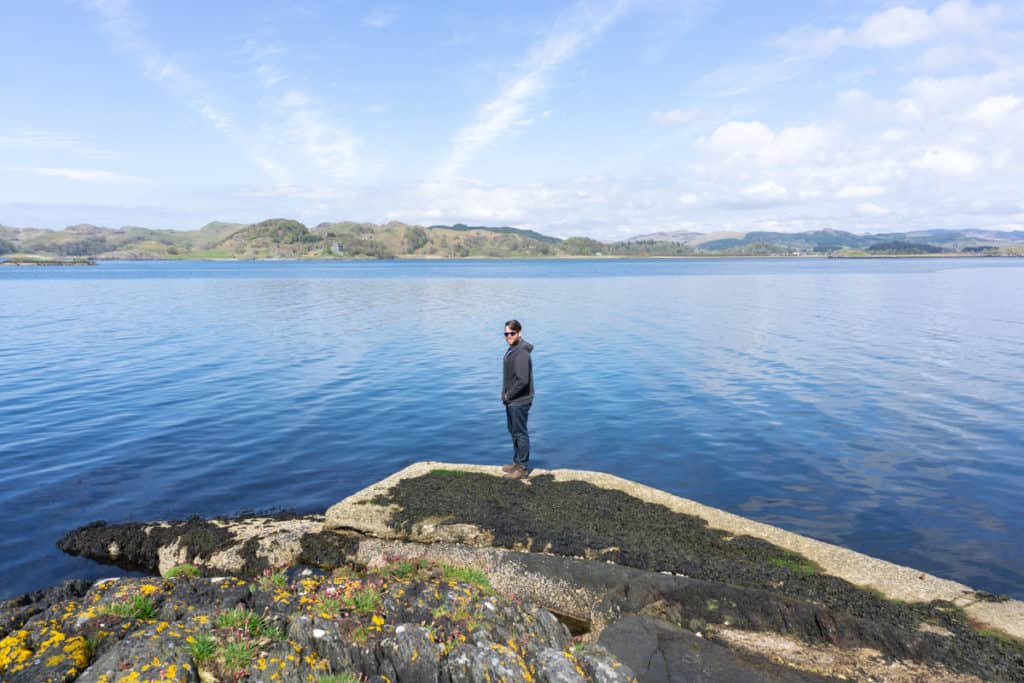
left=1, top=0, right=1023, bottom=240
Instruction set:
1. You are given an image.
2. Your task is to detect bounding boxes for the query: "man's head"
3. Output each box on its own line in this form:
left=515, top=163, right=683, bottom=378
left=504, top=319, right=522, bottom=346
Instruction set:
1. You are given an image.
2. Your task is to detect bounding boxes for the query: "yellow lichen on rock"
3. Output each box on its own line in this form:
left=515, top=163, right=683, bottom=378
left=0, top=629, right=34, bottom=672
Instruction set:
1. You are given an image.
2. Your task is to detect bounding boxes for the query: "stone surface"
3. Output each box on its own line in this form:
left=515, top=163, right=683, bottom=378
left=326, top=461, right=1024, bottom=642
left=2, top=567, right=632, bottom=683
left=45, top=461, right=1024, bottom=681
left=58, top=514, right=325, bottom=577
left=598, top=615, right=834, bottom=683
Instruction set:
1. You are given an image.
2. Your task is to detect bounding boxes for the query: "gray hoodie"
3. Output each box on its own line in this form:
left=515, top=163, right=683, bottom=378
left=502, top=339, right=534, bottom=406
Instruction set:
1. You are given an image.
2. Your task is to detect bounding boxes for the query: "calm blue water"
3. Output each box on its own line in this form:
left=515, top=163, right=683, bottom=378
left=2, top=258, right=1023, bottom=600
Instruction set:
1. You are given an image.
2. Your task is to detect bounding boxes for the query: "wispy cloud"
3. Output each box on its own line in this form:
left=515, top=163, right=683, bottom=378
left=363, top=6, right=399, bottom=29
left=31, top=167, right=150, bottom=183
left=434, top=0, right=632, bottom=180
left=649, top=108, right=699, bottom=125
left=84, top=0, right=366, bottom=187
left=1, top=130, right=80, bottom=148
left=0, top=128, right=114, bottom=160
left=84, top=0, right=254, bottom=162
left=776, top=1, right=1004, bottom=57
left=279, top=90, right=362, bottom=182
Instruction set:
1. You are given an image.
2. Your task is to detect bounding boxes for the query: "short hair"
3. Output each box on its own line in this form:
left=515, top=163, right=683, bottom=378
left=504, top=319, right=522, bottom=332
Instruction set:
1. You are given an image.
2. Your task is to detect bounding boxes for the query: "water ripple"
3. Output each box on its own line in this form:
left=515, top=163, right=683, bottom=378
left=2, top=259, right=1023, bottom=599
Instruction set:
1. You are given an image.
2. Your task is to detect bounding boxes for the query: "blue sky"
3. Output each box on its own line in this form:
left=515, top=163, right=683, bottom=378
left=2, top=0, right=1022, bottom=239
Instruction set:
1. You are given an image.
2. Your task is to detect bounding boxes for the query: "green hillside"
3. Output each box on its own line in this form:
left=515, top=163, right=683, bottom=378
left=2, top=220, right=1023, bottom=261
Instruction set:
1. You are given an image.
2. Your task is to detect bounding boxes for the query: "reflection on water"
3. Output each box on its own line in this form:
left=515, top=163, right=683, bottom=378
left=1, top=258, right=1023, bottom=599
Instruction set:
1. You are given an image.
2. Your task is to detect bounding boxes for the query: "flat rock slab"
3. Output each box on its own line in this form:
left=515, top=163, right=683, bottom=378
left=325, top=461, right=1024, bottom=643
left=598, top=615, right=835, bottom=683
left=58, top=514, right=330, bottom=576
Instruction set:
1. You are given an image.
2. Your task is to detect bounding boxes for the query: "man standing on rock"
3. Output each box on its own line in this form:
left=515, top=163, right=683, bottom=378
left=501, top=319, right=534, bottom=479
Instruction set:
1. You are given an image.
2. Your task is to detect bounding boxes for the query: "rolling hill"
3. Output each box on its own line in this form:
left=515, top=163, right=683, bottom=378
left=2, top=220, right=1023, bottom=260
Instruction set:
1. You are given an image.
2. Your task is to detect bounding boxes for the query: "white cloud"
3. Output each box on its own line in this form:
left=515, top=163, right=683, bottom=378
left=435, top=0, right=631, bottom=180
left=743, top=181, right=788, bottom=199
left=86, top=1, right=372, bottom=187
left=31, top=167, right=150, bottom=183
left=837, top=185, right=887, bottom=198
left=363, top=6, right=399, bottom=29
left=967, top=94, right=1023, bottom=124
left=280, top=91, right=361, bottom=181
left=679, top=192, right=699, bottom=205
left=777, top=1, right=1004, bottom=56
left=255, top=63, right=286, bottom=87
left=707, top=121, right=773, bottom=150
left=911, top=147, right=980, bottom=174
left=704, top=121, right=827, bottom=165
left=199, top=105, right=231, bottom=129
left=649, top=108, right=699, bottom=125
left=85, top=0, right=293, bottom=183
left=856, top=202, right=891, bottom=216
left=881, top=128, right=907, bottom=143
left=855, top=6, right=935, bottom=48
left=0, top=130, right=79, bottom=148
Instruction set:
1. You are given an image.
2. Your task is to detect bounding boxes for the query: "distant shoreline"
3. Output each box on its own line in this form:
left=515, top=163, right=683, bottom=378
left=0, top=257, right=96, bottom=266
left=4, top=252, right=1020, bottom=265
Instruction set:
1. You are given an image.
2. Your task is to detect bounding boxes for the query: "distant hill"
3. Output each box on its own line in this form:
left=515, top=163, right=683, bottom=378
left=2, top=221, right=1023, bottom=260
left=430, top=223, right=561, bottom=244
left=627, top=228, right=1024, bottom=255
left=625, top=229, right=706, bottom=244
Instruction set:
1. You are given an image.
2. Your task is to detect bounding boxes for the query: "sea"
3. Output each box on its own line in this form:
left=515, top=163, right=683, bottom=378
left=1, top=258, right=1022, bottom=600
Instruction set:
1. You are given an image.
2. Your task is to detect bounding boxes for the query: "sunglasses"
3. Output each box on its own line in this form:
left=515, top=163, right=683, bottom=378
left=504, top=331, right=518, bottom=337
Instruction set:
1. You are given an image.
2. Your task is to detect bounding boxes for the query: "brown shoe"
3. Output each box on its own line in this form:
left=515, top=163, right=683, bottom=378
left=503, top=464, right=529, bottom=480
left=501, top=463, right=518, bottom=473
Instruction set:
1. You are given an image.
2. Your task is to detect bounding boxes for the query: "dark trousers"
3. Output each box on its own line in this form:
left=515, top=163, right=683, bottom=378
left=505, top=402, right=531, bottom=468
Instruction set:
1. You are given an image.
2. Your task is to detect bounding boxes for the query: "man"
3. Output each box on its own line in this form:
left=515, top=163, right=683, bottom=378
left=501, top=319, right=534, bottom=479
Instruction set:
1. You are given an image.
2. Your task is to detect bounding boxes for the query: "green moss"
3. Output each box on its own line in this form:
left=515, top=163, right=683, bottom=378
left=165, top=563, right=201, bottom=578
left=428, top=468, right=469, bottom=477
left=767, top=552, right=821, bottom=575
left=317, top=672, right=365, bottom=682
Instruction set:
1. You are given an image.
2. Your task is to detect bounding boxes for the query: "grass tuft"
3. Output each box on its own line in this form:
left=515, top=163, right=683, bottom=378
left=220, top=639, right=255, bottom=670
left=187, top=633, right=217, bottom=663
left=165, top=564, right=201, bottom=579
left=767, top=551, right=821, bottom=575
left=441, top=564, right=492, bottom=590
left=349, top=588, right=382, bottom=614
left=214, top=607, right=283, bottom=640
left=102, top=595, right=157, bottom=619
left=317, top=673, right=366, bottom=683
left=258, top=569, right=289, bottom=591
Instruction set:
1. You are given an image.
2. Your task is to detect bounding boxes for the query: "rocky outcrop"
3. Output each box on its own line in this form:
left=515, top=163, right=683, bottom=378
left=1, top=562, right=634, bottom=682
left=48, top=462, right=1024, bottom=682
left=58, top=514, right=328, bottom=577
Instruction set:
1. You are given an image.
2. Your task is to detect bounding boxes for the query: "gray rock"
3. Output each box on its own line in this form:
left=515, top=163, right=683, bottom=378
left=576, top=644, right=639, bottom=683
left=533, top=647, right=588, bottom=682
left=288, top=613, right=361, bottom=673
left=598, top=615, right=832, bottom=683
left=244, top=640, right=328, bottom=683
left=76, top=623, right=199, bottom=683
left=378, top=624, right=442, bottom=682
left=442, top=643, right=532, bottom=683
